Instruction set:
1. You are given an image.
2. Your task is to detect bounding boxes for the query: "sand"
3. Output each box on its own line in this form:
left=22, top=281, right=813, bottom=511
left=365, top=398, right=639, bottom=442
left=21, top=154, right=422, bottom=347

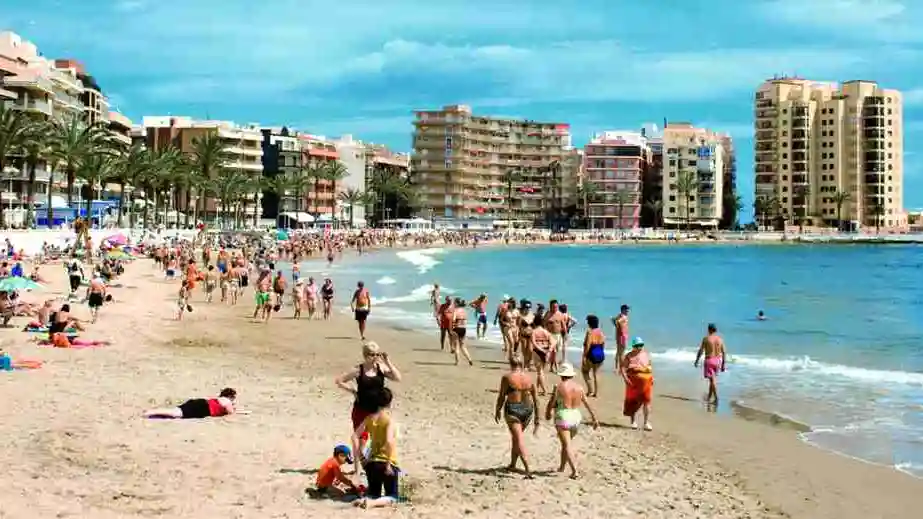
left=0, top=252, right=919, bottom=519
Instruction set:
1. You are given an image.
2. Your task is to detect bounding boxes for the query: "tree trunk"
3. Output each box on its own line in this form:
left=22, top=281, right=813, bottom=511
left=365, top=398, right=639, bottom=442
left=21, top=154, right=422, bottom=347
left=0, top=159, right=6, bottom=229
left=46, top=170, right=54, bottom=229
left=25, top=160, right=37, bottom=229
left=66, top=168, right=75, bottom=207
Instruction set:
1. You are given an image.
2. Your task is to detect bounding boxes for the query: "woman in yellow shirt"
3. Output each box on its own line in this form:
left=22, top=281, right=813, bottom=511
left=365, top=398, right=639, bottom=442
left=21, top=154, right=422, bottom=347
left=352, top=387, right=399, bottom=508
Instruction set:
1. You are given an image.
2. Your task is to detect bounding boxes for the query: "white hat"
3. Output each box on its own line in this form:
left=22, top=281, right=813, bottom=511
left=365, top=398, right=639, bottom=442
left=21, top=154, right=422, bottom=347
left=557, top=362, right=576, bottom=378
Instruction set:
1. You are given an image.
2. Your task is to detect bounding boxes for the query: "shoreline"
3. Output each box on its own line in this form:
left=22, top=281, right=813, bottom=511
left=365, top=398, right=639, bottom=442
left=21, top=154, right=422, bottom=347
left=0, top=249, right=920, bottom=518
left=322, top=244, right=923, bottom=481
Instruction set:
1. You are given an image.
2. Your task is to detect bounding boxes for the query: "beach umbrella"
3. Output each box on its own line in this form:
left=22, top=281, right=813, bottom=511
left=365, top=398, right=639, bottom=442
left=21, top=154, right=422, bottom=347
left=0, top=277, right=43, bottom=292
left=104, top=233, right=128, bottom=246
left=276, top=230, right=289, bottom=241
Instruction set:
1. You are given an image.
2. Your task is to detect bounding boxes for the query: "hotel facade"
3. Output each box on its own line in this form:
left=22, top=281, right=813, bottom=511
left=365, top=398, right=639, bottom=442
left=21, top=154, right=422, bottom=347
left=754, top=77, right=906, bottom=229
left=411, top=104, right=577, bottom=226
left=659, top=123, right=729, bottom=228
left=0, top=31, right=132, bottom=221
left=582, top=131, right=650, bottom=229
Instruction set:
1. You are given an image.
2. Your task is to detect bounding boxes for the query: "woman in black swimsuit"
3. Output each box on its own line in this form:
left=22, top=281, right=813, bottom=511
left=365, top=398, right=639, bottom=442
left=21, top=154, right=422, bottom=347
left=494, top=355, right=539, bottom=478
left=335, top=341, right=402, bottom=431
left=321, top=278, right=334, bottom=320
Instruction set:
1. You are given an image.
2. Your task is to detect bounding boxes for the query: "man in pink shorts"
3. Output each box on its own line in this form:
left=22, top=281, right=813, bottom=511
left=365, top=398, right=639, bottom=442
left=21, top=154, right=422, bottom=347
left=694, top=323, right=727, bottom=404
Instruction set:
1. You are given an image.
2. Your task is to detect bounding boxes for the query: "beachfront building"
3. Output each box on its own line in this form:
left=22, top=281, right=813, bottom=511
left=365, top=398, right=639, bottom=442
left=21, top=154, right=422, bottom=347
left=719, top=135, right=739, bottom=228
left=108, top=111, right=133, bottom=147
left=661, top=123, right=727, bottom=228
left=411, top=104, right=573, bottom=227
left=639, top=124, right=664, bottom=228
left=331, top=134, right=410, bottom=227
left=582, top=131, right=650, bottom=229
left=260, top=127, right=305, bottom=224
left=300, top=133, right=340, bottom=223
left=364, top=142, right=412, bottom=225
left=141, top=116, right=264, bottom=223
left=754, top=77, right=906, bottom=230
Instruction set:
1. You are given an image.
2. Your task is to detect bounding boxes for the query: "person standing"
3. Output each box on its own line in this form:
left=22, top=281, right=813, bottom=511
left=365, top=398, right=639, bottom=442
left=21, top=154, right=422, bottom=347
left=694, top=323, right=727, bottom=404
left=546, top=363, right=599, bottom=479
left=351, top=281, right=372, bottom=341
left=611, top=304, right=630, bottom=372
left=470, top=293, right=489, bottom=340
left=621, top=337, right=653, bottom=431
left=495, top=355, right=539, bottom=479
left=544, top=300, right=567, bottom=372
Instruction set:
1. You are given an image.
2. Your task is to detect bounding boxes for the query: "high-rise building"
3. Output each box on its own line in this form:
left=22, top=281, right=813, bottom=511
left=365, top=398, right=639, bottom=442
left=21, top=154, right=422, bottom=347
left=331, top=134, right=410, bottom=227
left=411, top=104, right=573, bottom=226
left=582, top=131, right=650, bottom=229
left=661, top=123, right=727, bottom=228
left=141, top=116, right=264, bottom=221
left=300, top=133, right=340, bottom=222
left=260, top=127, right=304, bottom=223
left=754, top=77, right=906, bottom=229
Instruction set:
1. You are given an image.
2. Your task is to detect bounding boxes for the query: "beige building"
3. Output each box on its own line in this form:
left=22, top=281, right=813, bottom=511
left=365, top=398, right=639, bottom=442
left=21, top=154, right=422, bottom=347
left=754, top=77, right=906, bottom=229
left=141, top=116, right=264, bottom=219
left=583, top=131, right=650, bottom=229
left=661, top=123, right=727, bottom=227
left=411, top=104, right=575, bottom=226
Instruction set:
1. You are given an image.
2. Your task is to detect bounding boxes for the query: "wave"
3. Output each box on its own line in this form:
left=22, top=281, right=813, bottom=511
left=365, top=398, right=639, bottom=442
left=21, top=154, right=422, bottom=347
left=373, top=285, right=438, bottom=305
left=656, top=348, right=923, bottom=387
left=896, top=462, right=923, bottom=478
left=396, top=248, right=446, bottom=274
left=376, top=276, right=397, bottom=285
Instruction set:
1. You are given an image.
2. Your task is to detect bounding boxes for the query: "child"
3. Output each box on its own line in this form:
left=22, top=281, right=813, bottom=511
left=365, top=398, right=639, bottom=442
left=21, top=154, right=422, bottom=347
left=311, top=445, right=360, bottom=498
left=352, top=387, right=400, bottom=509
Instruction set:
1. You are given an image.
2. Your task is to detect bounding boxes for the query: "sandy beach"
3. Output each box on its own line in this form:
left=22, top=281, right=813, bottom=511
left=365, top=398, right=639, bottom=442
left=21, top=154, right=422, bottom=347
left=0, top=252, right=920, bottom=519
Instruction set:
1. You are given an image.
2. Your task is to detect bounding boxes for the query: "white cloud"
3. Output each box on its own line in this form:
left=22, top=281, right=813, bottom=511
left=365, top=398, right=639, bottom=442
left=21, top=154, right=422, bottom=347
left=756, top=0, right=922, bottom=42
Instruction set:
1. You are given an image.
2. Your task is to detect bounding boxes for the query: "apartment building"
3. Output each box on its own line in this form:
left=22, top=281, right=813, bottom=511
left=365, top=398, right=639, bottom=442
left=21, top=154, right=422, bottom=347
left=719, top=135, right=738, bottom=227
left=260, top=127, right=304, bottom=222
left=639, top=124, right=664, bottom=227
left=108, top=111, right=133, bottom=147
left=300, top=133, right=339, bottom=219
left=142, top=116, right=264, bottom=219
left=661, top=123, right=727, bottom=228
left=330, top=134, right=410, bottom=226
left=583, top=131, right=650, bottom=229
left=411, top=104, right=573, bottom=226
left=754, top=77, right=905, bottom=229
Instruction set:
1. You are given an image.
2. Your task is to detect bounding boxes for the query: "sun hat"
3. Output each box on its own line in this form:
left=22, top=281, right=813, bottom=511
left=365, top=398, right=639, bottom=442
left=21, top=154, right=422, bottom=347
left=557, top=362, right=577, bottom=378
left=333, top=444, right=354, bottom=464
left=631, top=336, right=645, bottom=348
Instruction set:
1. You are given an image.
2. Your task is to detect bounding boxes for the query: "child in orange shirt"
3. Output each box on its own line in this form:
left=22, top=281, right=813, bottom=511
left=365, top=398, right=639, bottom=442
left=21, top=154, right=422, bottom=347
left=311, top=445, right=360, bottom=498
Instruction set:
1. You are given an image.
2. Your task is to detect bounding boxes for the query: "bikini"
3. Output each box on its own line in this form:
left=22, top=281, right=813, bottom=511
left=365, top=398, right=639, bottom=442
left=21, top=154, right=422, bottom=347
left=503, top=381, right=533, bottom=426
left=554, top=392, right=583, bottom=431
left=585, top=329, right=606, bottom=365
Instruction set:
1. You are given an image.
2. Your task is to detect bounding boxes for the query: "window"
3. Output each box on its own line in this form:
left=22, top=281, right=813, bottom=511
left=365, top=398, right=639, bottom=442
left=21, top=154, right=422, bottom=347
left=829, top=153, right=834, bottom=159
left=669, top=159, right=677, bottom=166
left=782, top=164, right=788, bottom=170
left=782, top=131, right=788, bottom=136
left=782, top=153, right=788, bottom=159
left=669, top=207, right=676, bottom=214
left=669, top=195, right=676, bottom=201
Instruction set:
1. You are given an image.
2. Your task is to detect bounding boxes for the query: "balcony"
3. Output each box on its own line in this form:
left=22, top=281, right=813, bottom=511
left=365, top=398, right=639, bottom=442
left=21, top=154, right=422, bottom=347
left=3, top=74, right=54, bottom=94
left=791, top=175, right=807, bottom=184
left=0, top=86, right=15, bottom=100
left=792, top=152, right=807, bottom=162
left=864, top=130, right=885, bottom=139
left=755, top=151, right=776, bottom=162
left=755, top=142, right=775, bottom=151
left=792, top=130, right=808, bottom=140
left=864, top=173, right=884, bottom=184
left=863, top=107, right=885, bottom=117
left=865, top=96, right=884, bottom=105
left=864, top=152, right=884, bottom=162
left=792, top=116, right=808, bottom=128
left=756, top=165, right=775, bottom=173
left=756, top=174, right=776, bottom=184
left=11, top=97, right=52, bottom=115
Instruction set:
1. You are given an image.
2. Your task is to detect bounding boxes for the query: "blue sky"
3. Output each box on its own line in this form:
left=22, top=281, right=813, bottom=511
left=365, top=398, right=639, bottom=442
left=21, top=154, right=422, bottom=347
left=3, top=0, right=923, bottom=217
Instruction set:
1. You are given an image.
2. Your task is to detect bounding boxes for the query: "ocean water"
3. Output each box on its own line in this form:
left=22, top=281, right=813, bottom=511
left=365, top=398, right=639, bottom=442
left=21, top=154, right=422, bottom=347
left=293, top=244, right=923, bottom=478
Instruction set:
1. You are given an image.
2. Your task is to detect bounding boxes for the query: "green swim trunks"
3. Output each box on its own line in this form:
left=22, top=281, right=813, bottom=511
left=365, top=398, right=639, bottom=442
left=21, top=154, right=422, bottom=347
left=255, top=291, right=271, bottom=306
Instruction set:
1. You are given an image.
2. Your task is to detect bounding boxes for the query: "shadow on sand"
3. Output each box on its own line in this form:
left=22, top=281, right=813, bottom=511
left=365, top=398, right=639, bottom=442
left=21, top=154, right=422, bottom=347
left=432, top=465, right=555, bottom=478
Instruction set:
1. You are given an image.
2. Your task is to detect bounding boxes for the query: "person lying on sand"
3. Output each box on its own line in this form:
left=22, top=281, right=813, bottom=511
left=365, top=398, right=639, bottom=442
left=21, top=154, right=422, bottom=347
left=143, top=388, right=249, bottom=419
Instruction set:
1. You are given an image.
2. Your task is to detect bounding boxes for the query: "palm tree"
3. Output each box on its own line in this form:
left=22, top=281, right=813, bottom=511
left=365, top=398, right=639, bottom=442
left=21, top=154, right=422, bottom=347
left=112, top=144, right=151, bottom=228
left=18, top=117, right=53, bottom=228
left=399, top=182, right=423, bottom=217
left=266, top=173, right=307, bottom=226
left=833, top=190, right=851, bottom=231
left=0, top=104, right=32, bottom=228
left=502, top=169, right=523, bottom=236
left=338, top=188, right=372, bottom=228
left=170, top=156, right=201, bottom=228
left=753, top=197, right=768, bottom=229
left=644, top=198, right=663, bottom=228
left=76, top=151, right=118, bottom=223
left=145, top=146, right=183, bottom=228
left=870, top=199, right=885, bottom=234
left=721, top=193, right=743, bottom=230
left=368, top=167, right=405, bottom=224
left=208, top=169, right=248, bottom=229
left=189, top=133, right=229, bottom=223
left=768, top=196, right=783, bottom=230
left=299, top=162, right=327, bottom=216
left=48, top=114, right=109, bottom=207
left=322, top=161, right=349, bottom=226
left=613, top=188, right=633, bottom=229
left=676, top=171, right=698, bottom=230
left=575, top=182, right=599, bottom=230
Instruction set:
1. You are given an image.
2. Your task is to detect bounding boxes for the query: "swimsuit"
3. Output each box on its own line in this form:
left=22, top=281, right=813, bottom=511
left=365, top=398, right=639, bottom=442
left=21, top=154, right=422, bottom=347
left=703, top=356, right=722, bottom=379
left=178, top=398, right=227, bottom=419
left=352, top=365, right=385, bottom=429
left=586, top=331, right=606, bottom=365
left=503, top=384, right=533, bottom=426
left=554, top=398, right=582, bottom=432
left=255, top=291, right=271, bottom=306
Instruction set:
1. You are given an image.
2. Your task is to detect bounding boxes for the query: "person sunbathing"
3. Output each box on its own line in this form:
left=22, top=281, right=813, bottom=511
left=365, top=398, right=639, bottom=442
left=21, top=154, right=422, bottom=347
left=49, top=304, right=87, bottom=333
left=143, top=388, right=249, bottom=419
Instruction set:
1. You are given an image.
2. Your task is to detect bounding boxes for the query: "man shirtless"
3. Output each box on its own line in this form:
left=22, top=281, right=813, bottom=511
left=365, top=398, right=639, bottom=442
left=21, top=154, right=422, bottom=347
left=469, top=293, right=488, bottom=340
left=430, top=283, right=441, bottom=322
left=272, top=270, right=287, bottom=307
left=253, top=269, right=273, bottom=322
left=543, top=300, right=567, bottom=371
left=86, top=274, right=108, bottom=323
left=694, top=323, right=727, bottom=404
left=612, top=304, right=630, bottom=372
left=438, top=296, right=454, bottom=351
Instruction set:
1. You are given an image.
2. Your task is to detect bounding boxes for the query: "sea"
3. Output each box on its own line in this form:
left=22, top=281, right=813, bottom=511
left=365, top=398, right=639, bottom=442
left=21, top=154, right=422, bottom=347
left=292, top=243, right=923, bottom=478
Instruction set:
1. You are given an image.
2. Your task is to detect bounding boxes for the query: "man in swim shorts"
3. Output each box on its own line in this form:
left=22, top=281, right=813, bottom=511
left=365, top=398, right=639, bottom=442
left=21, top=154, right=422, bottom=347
left=544, top=300, right=567, bottom=371
left=351, top=281, right=372, bottom=341
left=253, top=269, right=272, bottom=322
left=694, top=323, right=727, bottom=404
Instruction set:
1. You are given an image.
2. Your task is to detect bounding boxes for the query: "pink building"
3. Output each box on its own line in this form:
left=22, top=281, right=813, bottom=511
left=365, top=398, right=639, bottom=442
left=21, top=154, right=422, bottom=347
left=582, top=131, right=650, bottom=229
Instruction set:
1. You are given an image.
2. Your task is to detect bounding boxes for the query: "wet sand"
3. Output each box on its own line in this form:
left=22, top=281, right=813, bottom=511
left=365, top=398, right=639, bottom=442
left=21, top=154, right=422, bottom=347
left=0, top=256, right=919, bottom=518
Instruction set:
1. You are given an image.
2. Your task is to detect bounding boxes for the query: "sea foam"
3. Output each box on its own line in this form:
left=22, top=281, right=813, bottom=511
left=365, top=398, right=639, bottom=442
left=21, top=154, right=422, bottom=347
left=396, top=248, right=446, bottom=274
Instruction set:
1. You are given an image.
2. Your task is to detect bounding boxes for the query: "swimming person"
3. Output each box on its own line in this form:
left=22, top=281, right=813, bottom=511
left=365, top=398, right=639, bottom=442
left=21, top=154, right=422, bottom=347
left=621, top=337, right=653, bottom=430
left=143, top=388, right=247, bottom=419
left=495, top=355, right=539, bottom=478
left=694, top=323, right=727, bottom=404
left=335, top=342, right=402, bottom=431
left=580, top=314, right=606, bottom=397
left=546, top=363, right=599, bottom=479
left=352, top=387, right=400, bottom=509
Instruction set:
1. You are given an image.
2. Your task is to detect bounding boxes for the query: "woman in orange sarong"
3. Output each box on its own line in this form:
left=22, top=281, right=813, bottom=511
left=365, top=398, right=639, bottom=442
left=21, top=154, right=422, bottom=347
left=621, top=336, right=653, bottom=431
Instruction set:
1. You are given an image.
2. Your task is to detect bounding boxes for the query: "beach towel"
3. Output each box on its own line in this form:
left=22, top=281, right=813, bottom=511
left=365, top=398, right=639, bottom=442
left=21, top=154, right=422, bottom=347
left=623, top=371, right=653, bottom=418
left=23, top=326, right=77, bottom=334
